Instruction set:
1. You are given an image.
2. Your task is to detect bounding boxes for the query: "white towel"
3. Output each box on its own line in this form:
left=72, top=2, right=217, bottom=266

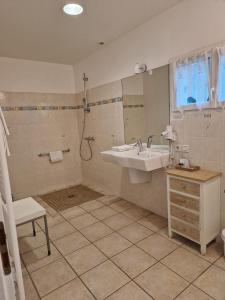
left=49, top=151, right=63, bottom=163
left=112, top=145, right=132, bottom=152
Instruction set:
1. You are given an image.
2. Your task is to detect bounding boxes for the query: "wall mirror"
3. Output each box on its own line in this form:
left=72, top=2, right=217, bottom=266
left=122, top=64, right=170, bottom=145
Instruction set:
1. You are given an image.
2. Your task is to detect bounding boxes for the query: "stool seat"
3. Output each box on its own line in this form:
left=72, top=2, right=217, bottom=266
left=13, top=197, right=51, bottom=255
left=13, top=197, right=46, bottom=225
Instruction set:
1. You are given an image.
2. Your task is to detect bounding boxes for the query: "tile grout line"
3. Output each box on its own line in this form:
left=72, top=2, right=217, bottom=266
left=23, top=200, right=171, bottom=298
left=57, top=200, right=160, bottom=299
left=22, top=195, right=223, bottom=299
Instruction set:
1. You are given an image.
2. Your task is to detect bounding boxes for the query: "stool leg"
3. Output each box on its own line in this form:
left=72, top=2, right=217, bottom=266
left=43, top=215, right=51, bottom=256
left=32, top=221, right=36, bottom=236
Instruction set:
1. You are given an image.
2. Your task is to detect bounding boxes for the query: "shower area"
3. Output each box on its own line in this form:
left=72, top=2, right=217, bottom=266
left=3, top=65, right=169, bottom=215
left=1, top=73, right=124, bottom=213
left=39, top=73, right=105, bottom=211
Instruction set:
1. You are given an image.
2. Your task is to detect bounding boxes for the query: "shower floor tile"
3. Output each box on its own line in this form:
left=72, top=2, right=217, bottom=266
left=40, top=185, right=103, bottom=211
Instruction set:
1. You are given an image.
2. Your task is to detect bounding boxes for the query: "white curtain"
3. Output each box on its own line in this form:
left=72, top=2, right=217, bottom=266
left=171, top=50, right=212, bottom=111
left=216, top=46, right=225, bottom=103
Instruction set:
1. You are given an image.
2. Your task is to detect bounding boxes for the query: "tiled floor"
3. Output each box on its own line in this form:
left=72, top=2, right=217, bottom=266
left=19, top=195, right=225, bottom=300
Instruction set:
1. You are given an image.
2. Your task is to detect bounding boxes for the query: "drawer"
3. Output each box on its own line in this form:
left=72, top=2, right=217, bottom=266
left=171, top=218, right=200, bottom=241
left=170, top=205, right=199, bottom=227
left=170, top=178, right=200, bottom=197
left=170, top=192, right=199, bottom=211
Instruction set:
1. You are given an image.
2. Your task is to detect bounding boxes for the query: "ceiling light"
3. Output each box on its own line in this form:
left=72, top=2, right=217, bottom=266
left=63, top=3, right=84, bottom=16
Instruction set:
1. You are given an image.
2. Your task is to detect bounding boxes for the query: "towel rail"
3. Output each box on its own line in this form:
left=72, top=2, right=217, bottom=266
left=38, top=148, right=70, bottom=157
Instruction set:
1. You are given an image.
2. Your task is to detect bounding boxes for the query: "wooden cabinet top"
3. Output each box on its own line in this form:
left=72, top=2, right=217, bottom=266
left=167, top=168, right=221, bottom=182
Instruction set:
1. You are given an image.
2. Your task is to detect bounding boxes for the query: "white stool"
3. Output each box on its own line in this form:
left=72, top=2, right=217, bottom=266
left=13, top=197, right=51, bottom=255
left=222, top=229, right=225, bottom=256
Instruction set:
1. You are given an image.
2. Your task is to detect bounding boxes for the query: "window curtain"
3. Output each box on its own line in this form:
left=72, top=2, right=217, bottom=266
left=216, top=46, right=225, bottom=103
left=171, top=50, right=211, bottom=111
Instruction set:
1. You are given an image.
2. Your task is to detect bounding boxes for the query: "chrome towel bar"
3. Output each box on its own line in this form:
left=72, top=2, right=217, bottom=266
left=38, top=148, right=70, bottom=157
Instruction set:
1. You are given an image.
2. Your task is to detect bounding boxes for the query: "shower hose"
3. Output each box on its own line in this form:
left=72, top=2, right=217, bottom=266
left=79, top=109, right=93, bottom=161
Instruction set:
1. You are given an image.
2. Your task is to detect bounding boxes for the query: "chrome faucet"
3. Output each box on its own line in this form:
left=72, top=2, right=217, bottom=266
left=136, top=139, right=144, bottom=154
left=147, top=135, right=154, bottom=148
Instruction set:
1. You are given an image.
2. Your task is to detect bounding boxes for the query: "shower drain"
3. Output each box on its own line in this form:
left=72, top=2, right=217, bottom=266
left=68, top=194, right=75, bottom=198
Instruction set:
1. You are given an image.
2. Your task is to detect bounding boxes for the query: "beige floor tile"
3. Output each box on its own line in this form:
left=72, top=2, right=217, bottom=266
left=176, top=285, right=213, bottom=300
left=21, top=260, right=28, bottom=276
left=110, top=199, right=134, bottom=212
left=91, top=206, right=117, bottom=220
left=118, top=223, right=153, bottom=243
left=80, top=199, right=104, bottom=211
left=69, top=213, right=98, bottom=230
left=81, top=260, right=130, bottom=300
left=98, top=196, right=120, bottom=205
left=31, top=258, right=76, bottom=297
left=19, top=231, right=47, bottom=254
left=112, top=245, right=156, bottom=278
left=60, top=206, right=86, bottom=220
left=103, top=213, right=133, bottom=230
left=137, top=234, right=178, bottom=259
left=37, top=214, right=64, bottom=229
left=138, top=214, right=168, bottom=232
left=162, top=247, right=210, bottom=282
left=183, top=239, right=224, bottom=263
left=94, top=232, right=132, bottom=257
left=54, top=231, right=90, bottom=255
left=22, top=243, right=61, bottom=273
left=123, top=207, right=150, bottom=221
left=23, top=275, right=40, bottom=300
left=215, top=256, right=225, bottom=271
left=42, top=278, right=95, bottom=300
left=159, top=227, right=186, bottom=245
left=194, top=265, right=225, bottom=299
left=17, top=222, right=41, bottom=238
left=135, top=263, right=188, bottom=300
left=66, top=244, right=107, bottom=275
left=48, top=221, right=75, bottom=241
left=107, top=281, right=152, bottom=300
left=80, top=222, right=113, bottom=242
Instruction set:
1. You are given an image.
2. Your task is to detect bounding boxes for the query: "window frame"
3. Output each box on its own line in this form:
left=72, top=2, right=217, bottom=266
left=171, top=50, right=215, bottom=112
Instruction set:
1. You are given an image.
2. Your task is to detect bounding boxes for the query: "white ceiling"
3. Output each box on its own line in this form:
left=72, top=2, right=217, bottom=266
left=0, top=0, right=181, bottom=65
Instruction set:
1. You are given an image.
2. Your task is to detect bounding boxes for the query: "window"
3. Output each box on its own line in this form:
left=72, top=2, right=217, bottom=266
left=217, top=48, right=225, bottom=102
left=174, top=54, right=211, bottom=109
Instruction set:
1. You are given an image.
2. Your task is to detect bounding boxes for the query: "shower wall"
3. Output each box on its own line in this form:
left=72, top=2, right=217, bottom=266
left=75, top=80, right=168, bottom=217
left=1, top=92, right=82, bottom=199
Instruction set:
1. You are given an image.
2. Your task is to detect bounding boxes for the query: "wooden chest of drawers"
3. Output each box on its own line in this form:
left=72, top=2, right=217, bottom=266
left=167, top=169, right=221, bottom=255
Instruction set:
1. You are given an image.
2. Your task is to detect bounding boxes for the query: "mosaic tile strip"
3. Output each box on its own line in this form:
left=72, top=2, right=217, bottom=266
left=87, top=97, right=122, bottom=107
left=123, top=104, right=144, bottom=109
left=1, top=97, right=123, bottom=111
left=2, top=105, right=77, bottom=111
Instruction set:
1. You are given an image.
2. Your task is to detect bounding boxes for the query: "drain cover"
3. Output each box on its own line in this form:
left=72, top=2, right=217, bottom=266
left=68, top=194, right=75, bottom=198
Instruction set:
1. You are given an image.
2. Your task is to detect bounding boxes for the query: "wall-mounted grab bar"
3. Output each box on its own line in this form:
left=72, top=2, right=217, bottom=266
left=38, top=148, right=70, bottom=157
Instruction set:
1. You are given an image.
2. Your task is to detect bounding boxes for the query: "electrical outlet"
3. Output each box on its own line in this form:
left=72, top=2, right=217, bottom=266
left=182, top=145, right=190, bottom=152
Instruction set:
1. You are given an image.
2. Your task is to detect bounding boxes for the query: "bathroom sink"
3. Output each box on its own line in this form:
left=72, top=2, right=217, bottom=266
left=101, top=145, right=169, bottom=183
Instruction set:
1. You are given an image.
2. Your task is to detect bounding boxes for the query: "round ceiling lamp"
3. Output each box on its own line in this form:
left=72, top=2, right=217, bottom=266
left=63, top=3, right=84, bottom=16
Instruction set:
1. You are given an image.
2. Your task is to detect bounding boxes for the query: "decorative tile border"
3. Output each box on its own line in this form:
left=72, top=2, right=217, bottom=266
left=1, top=105, right=78, bottom=111
left=88, top=97, right=122, bottom=107
left=123, top=104, right=144, bottom=109
left=1, top=97, right=123, bottom=111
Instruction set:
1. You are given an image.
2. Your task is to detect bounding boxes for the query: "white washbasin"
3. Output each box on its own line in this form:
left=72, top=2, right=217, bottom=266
left=101, top=145, right=169, bottom=173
